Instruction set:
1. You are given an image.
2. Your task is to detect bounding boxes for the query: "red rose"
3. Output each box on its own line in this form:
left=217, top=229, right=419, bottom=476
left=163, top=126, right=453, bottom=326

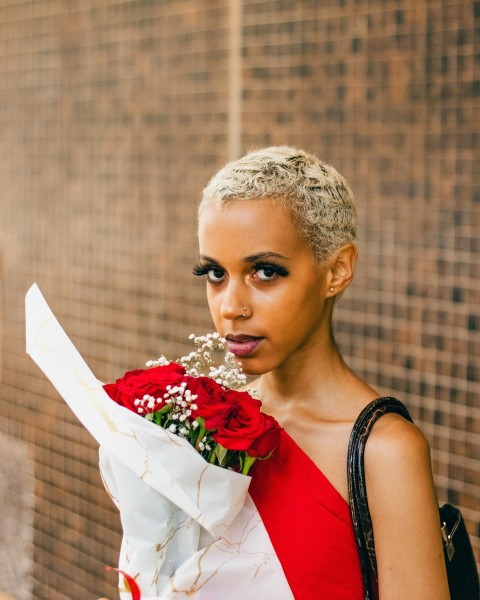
left=208, top=390, right=281, bottom=457
left=185, top=376, right=232, bottom=425
left=103, top=363, right=186, bottom=412
left=247, top=413, right=282, bottom=458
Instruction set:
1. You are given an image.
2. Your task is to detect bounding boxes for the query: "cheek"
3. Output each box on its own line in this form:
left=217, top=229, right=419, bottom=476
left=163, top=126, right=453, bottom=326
left=206, top=289, right=222, bottom=324
left=255, top=284, right=316, bottom=317
left=268, top=286, right=324, bottom=331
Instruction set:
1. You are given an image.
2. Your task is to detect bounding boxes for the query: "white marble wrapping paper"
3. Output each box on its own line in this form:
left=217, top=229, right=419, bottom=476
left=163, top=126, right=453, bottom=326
left=25, top=284, right=294, bottom=599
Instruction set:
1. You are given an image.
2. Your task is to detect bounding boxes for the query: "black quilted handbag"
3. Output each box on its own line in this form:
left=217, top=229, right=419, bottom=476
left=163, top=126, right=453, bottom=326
left=347, top=397, right=480, bottom=600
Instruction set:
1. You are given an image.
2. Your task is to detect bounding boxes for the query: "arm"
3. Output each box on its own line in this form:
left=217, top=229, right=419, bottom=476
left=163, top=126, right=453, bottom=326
left=365, top=414, right=450, bottom=600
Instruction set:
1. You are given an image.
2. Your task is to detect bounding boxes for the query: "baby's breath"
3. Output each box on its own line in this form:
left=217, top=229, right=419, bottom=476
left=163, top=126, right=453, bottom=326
left=158, top=384, right=198, bottom=438
left=134, top=394, right=163, bottom=414
left=145, top=355, right=170, bottom=368
left=146, top=332, right=246, bottom=390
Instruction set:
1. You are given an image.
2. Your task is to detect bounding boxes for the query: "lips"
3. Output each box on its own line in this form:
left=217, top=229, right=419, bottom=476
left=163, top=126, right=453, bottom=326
left=225, top=334, right=264, bottom=357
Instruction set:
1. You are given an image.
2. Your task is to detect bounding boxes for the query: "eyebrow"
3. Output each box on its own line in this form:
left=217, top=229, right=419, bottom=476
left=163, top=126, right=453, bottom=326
left=199, top=251, right=289, bottom=264
left=242, top=251, right=289, bottom=263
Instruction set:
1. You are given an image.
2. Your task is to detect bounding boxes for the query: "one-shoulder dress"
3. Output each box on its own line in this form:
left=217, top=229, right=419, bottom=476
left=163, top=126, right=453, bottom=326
left=249, top=429, right=369, bottom=600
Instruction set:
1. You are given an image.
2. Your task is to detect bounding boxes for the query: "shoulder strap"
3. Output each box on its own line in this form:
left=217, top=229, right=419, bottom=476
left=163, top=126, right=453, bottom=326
left=347, top=397, right=413, bottom=599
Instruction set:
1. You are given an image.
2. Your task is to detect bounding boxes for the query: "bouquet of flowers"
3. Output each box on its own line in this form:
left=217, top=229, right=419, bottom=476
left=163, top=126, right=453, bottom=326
left=26, top=285, right=294, bottom=600
left=103, top=333, right=281, bottom=476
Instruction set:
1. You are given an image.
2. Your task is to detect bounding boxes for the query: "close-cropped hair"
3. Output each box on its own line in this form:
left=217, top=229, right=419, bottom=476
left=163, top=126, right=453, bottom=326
left=199, top=146, right=356, bottom=263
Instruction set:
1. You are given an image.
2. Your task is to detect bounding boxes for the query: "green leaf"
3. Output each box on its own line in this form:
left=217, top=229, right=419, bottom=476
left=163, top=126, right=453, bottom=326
left=214, top=444, right=228, bottom=466
left=241, top=454, right=257, bottom=475
left=152, top=407, right=170, bottom=426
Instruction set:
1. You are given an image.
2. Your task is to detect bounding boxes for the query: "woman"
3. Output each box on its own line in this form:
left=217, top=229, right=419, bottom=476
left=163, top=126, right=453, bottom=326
left=101, top=146, right=450, bottom=599
left=194, top=146, right=449, bottom=599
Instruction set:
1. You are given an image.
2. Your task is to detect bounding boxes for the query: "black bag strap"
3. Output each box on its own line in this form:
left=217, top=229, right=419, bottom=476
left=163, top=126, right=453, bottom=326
left=347, top=397, right=413, bottom=599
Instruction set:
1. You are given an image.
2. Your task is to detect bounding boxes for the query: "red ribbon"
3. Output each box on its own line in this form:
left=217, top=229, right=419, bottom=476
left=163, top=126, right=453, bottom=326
left=106, top=566, right=142, bottom=600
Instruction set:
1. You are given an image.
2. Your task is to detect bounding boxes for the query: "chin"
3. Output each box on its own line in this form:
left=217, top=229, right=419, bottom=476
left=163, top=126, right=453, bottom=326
left=237, top=357, right=270, bottom=377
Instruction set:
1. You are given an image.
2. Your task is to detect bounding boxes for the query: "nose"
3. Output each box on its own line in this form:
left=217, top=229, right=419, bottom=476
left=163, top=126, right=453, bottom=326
left=219, top=280, right=246, bottom=320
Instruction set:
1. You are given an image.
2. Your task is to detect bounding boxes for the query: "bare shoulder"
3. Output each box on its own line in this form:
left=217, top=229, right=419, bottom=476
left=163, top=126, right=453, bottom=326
left=365, top=412, right=431, bottom=470
left=363, top=414, right=438, bottom=542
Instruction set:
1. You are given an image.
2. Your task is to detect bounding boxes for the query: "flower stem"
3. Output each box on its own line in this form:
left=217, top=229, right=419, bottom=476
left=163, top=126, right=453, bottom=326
left=194, top=426, right=206, bottom=451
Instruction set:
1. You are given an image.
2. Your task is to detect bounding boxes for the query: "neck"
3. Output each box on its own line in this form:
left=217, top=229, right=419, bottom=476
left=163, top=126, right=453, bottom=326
left=254, top=337, right=373, bottom=421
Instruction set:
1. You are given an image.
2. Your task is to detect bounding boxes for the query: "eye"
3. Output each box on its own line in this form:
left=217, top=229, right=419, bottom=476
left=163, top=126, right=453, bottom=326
left=255, top=266, right=277, bottom=281
left=206, top=267, right=225, bottom=283
left=192, top=263, right=226, bottom=284
left=252, top=262, right=289, bottom=282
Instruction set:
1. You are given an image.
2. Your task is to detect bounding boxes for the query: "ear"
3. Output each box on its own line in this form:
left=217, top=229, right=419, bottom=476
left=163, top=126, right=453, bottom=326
left=325, top=243, right=357, bottom=297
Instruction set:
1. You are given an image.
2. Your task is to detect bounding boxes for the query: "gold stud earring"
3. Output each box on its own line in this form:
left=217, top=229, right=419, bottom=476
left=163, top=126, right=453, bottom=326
left=329, top=287, right=334, bottom=293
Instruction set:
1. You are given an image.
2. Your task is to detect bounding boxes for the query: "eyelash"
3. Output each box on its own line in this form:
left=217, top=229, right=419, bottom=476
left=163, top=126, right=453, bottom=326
left=192, top=264, right=221, bottom=278
left=192, top=261, right=289, bottom=282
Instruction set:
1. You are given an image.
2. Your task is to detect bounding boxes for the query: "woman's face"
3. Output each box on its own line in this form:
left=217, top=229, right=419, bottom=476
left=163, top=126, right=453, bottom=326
left=196, top=199, right=332, bottom=376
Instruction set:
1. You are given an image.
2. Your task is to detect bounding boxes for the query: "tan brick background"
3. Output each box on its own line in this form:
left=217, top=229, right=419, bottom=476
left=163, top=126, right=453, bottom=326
left=0, top=434, right=34, bottom=600
left=0, top=1, right=478, bottom=598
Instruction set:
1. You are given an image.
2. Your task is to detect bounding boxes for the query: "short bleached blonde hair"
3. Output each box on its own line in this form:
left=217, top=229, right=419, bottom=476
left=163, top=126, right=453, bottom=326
left=199, top=146, right=356, bottom=263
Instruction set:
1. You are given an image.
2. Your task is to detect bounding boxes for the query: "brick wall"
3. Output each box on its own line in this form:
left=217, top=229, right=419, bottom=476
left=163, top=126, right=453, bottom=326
left=0, top=1, right=478, bottom=598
